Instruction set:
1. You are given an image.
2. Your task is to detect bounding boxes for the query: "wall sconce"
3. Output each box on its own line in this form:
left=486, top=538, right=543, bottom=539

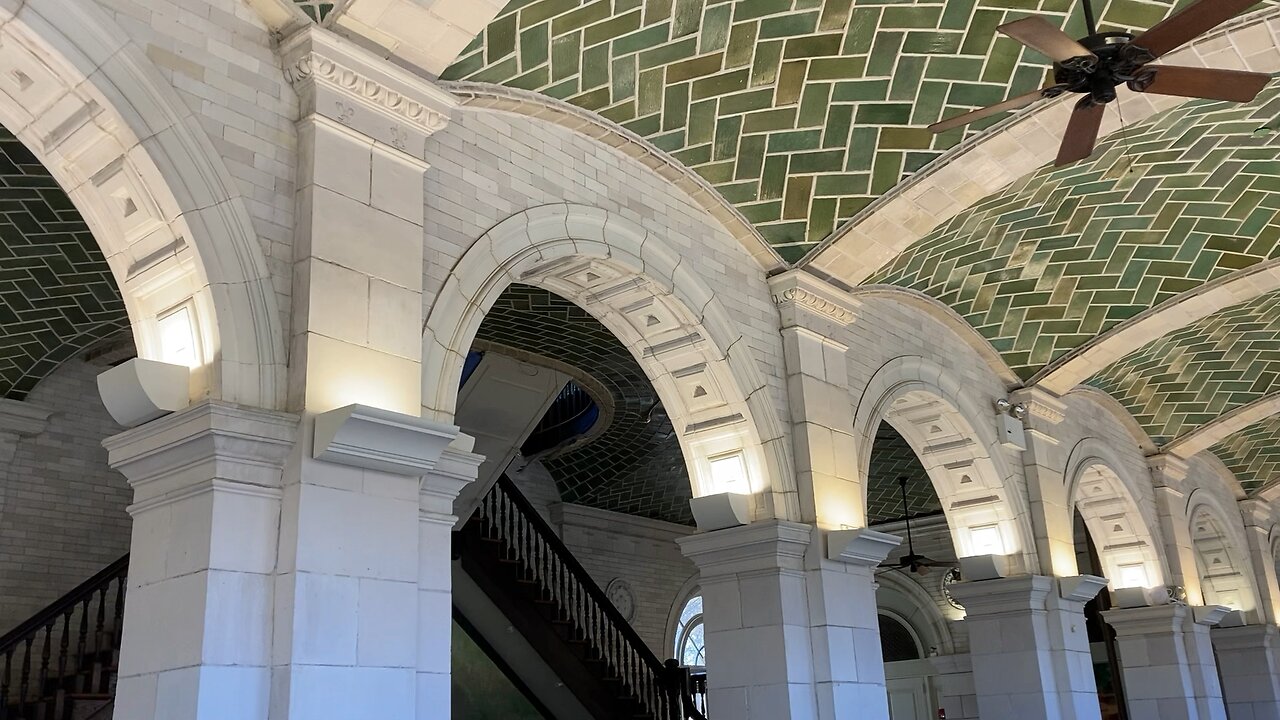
left=993, top=398, right=1027, bottom=450
left=689, top=492, right=751, bottom=532
left=97, top=358, right=190, bottom=427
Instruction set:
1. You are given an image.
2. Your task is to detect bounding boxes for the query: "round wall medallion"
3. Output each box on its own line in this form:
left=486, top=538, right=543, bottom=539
left=941, top=567, right=964, bottom=610
left=606, top=578, right=637, bottom=622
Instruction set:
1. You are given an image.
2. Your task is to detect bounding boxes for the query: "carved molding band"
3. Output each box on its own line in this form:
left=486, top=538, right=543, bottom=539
left=284, top=53, right=448, bottom=134
left=279, top=25, right=456, bottom=150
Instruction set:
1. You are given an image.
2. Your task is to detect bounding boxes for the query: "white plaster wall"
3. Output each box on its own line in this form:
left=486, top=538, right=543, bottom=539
left=90, top=0, right=299, bottom=334
left=421, top=108, right=789, bottom=440
left=0, top=360, right=130, bottom=633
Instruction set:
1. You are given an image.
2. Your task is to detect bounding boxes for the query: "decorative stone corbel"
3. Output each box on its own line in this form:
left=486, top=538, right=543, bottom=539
left=313, top=403, right=459, bottom=476
left=826, top=527, right=902, bottom=565
left=1059, top=574, right=1109, bottom=603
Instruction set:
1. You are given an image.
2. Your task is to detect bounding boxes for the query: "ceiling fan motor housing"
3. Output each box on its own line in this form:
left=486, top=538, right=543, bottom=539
left=1052, top=33, right=1158, bottom=104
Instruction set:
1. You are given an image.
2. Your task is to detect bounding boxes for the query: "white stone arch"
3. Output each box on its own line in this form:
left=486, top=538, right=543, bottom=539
left=1186, top=494, right=1261, bottom=616
left=1064, top=439, right=1168, bottom=590
left=854, top=355, right=1035, bottom=566
left=0, top=0, right=285, bottom=408
left=874, top=571, right=956, bottom=656
left=422, top=203, right=794, bottom=521
left=664, top=574, right=702, bottom=661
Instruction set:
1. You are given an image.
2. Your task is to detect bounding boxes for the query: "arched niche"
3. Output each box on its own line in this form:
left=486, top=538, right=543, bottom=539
left=422, top=204, right=794, bottom=522
left=854, top=355, right=1035, bottom=566
left=1065, top=443, right=1167, bottom=590
left=0, top=1, right=285, bottom=408
left=1188, top=501, right=1260, bottom=617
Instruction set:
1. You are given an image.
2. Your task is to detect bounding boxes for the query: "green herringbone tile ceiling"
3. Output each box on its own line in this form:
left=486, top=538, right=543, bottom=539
left=442, top=0, right=1265, bottom=261
left=0, top=125, right=129, bottom=400
left=1210, top=415, right=1280, bottom=493
left=1088, top=289, right=1280, bottom=445
left=869, top=82, right=1280, bottom=381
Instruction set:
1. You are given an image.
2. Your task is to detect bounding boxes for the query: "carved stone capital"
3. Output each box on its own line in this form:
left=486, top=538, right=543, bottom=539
left=279, top=25, right=456, bottom=158
left=1009, top=386, right=1068, bottom=426
left=768, top=270, right=858, bottom=329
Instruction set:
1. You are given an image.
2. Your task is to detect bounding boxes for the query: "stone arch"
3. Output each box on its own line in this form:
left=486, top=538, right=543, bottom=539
left=422, top=203, right=794, bottom=521
left=874, top=571, right=956, bottom=656
left=1064, top=439, right=1167, bottom=589
left=1186, top=496, right=1261, bottom=616
left=0, top=1, right=284, bottom=408
left=849, top=285, right=1020, bottom=388
left=854, top=355, right=1035, bottom=566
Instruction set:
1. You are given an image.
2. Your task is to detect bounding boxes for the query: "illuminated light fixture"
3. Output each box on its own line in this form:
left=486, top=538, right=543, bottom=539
left=708, top=451, right=748, bottom=492
left=969, top=524, right=1005, bottom=556
left=96, top=358, right=190, bottom=427
left=689, top=492, right=751, bottom=532
left=1117, top=563, right=1148, bottom=589
left=157, top=305, right=199, bottom=368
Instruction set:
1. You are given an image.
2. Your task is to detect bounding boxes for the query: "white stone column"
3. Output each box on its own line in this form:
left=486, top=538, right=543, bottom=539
left=278, top=25, right=455, bottom=418
left=767, top=271, right=861, bottom=530
left=1009, top=387, right=1075, bottom=577
left=416, top=437, right=483, bottom=717
left=269, top=406, right=460, bottom=719
left=1149, top=456, right=1202, bottom=603
left=1239, top=499, right=1280, bottom=624
left=678, top=521, right=899, bottom=720
left=1213, top=623, right=1280, bottom=720
left=948, top=574, right=1106, bottom=720
left=814, top=528, right=902, bottom=718
left=105, top=401, right=298, bottom=720
left=1103, top=604, right=1229, bottom=720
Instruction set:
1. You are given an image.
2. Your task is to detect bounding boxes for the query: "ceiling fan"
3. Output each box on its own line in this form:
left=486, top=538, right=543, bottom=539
left=877, top=476, right=942, bottom=576
left=928, top=0, right=1272, bottom=166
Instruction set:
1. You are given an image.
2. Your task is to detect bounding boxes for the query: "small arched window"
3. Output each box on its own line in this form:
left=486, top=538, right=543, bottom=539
left=673, top=594, right=705, bottom=668
left=878, top=613, right=922, bottom=662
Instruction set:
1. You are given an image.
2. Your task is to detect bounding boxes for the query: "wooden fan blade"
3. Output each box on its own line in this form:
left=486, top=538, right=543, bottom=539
left=1055, top=97, right=1105, bottom=166
left=928, top=87, right=1058, bottom=133
left=1134, top=65, right=1270, bottom=103
left=998, top=16, right=1097, bottom=65
left=1130, top=0, right=1261, bottom=58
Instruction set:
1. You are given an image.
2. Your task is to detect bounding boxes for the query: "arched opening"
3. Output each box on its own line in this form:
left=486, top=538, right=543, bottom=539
left=0, top=4, right=283, bottom=408
left=1190, top=505, right=1259, bottom=617
left=865, top=422, right=959, bottom=720
left=423, top=205, right=791, bottom=521
left=855, top=357, right=1035, bottom=568
left=1066, top=451, right=1169, bottom=720
left=438, top=208, right=786, bottom=716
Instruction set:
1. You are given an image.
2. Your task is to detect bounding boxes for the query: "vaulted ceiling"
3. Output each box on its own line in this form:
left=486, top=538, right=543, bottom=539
left=0, top=125, right=128, bottom=400
left=441, top=0, right=1280, bottom=497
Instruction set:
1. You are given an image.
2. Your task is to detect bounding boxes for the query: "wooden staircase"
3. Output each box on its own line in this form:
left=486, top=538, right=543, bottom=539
left=0, top=556, right=126, bottom=720
left=457, top=474, right=707, bottom=720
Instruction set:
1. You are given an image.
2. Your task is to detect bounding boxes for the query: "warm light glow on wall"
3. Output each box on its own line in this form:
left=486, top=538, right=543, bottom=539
left=157, top=305, right=199, bottom=369
left=1117, top=563, right=1149, bottom=589
left=708, top=451, right=748, bottom=493
left=969, top=524, right=1005, bottom=556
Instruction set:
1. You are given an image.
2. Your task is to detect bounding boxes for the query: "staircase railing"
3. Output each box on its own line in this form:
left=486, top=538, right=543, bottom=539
left=476, top=475, right=706, bottom=719
left=0, top=554, right=128, bottom=720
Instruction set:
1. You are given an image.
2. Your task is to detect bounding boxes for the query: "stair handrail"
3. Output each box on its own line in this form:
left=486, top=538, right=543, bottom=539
left=482, top=475, right=705, bottom=718
left=493, top=474, right=664, bottom=669
left=0, top=554, right=129, bottom=652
